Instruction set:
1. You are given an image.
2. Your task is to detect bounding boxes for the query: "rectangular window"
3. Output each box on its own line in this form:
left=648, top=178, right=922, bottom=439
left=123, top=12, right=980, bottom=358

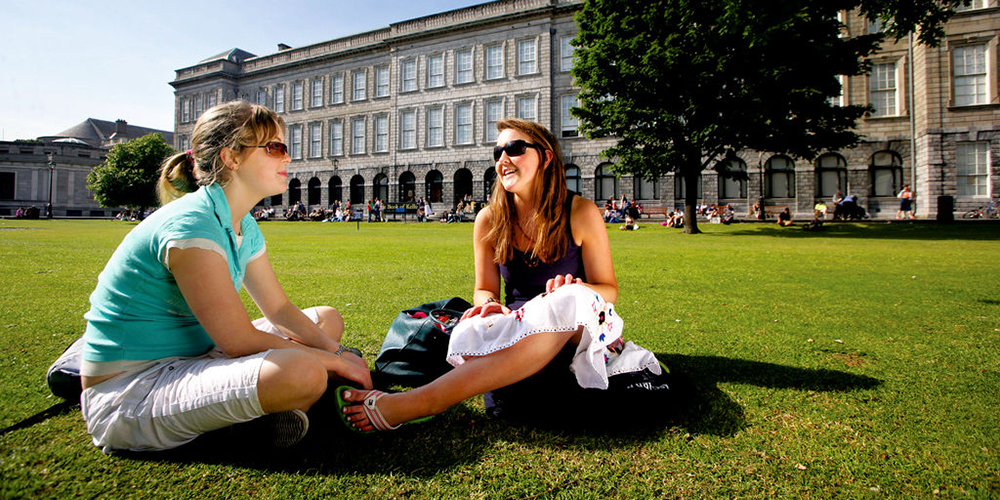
left=456, top=49, right=473, bottom=84
left=290, top=125, right=302, bottom=159
left=274, top=86, right=285, bottom=113
left=954, top=44, right=988, bottom=106
left=376, top=66, right=390, bottom=97
left=427, top=107, right=444, bottom=147
left=868, top=62, right=897, bottom=117
left=352, top=70, right=366, bottom=101
left=957, top=142, right=989, bottom=197
left=955, top=0, right=987, bottom=11
left=330, top=121, right=344, bottom=156
left=206, top=92, right=217, bottom=108
left=375, top=115, right=389, bottom=152
left=352, top=117, right=366, bottom=154
left=486, top=44, right=504, bottom=80
left=0, top=172, right=15, bottom=200
left=518, top=39, right=537, bottom=75
left=560, top=95, right=579, bottom=137
left=401, top=110, right=417, bottom=149
left=193, top=96, right=203, bottom=118
left=309, top=123, right=322, bottom=158
left=401, top=59, right=417, bottom=92
left=311, top=79, right=324, bottom=107
left=181, top=98, right=191, bottom=123
left=331, top=75, right=344, bottom=104
left=455, top=104, right=472, bottom=145
left=517, top=96, right=536, bottom=121
left=428, top=54, right=444, bottom=88
left=291, top=82, right=304, bottom=110
left=486, top=99, right=502, bottom=143
left=560, top=36, right=575, bottom=72
left=829, top=75, right=845, bottom=106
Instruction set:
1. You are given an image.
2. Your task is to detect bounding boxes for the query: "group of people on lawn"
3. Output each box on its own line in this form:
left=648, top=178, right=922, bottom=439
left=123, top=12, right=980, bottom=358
left=75, top=101, right=658, bottom=452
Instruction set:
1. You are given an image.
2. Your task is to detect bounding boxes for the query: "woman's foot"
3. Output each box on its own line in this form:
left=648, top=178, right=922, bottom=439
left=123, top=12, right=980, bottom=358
left=336, top=387, right=431, bottom=433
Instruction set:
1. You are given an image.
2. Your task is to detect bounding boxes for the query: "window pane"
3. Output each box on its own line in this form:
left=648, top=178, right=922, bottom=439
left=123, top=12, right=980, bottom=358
left=401, top=111, right=416, bottom=149
left=375, top=116, right=388, bottom=152
left=428, top=108, right=443, bottom=147
left=487, top=45, right=503, bottom=79
left=428, top=55, right=444, bottom=87
left=331, top=76, right=344, bottom=103
left=352, top=118, right=365, bottom=154
left=376, top=67, right=390, bottom=97
left=486, top=100, right=502, bottom=142
left=456, top=49, right=473, bottom=84
left=402, top=60, right=417, bottom=91
left=330, top=122, right=343, bottom=156
left=518, top=39, right=536, bottom=75
left=311, top=80, right=323, bottom=107
left=353, top=71, right=366, bottom=101
left=456, top=104, right=472, bottom=144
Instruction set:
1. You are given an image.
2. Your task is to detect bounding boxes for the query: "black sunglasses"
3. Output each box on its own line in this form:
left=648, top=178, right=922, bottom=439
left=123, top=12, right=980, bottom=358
left=493, top=140, right=546, bottom=162
left=256, top=141, right=288, bottom=157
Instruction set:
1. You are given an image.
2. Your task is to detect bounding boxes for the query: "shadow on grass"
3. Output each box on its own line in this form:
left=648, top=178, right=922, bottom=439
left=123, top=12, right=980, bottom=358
left=657, top=353, right=882, bottom=437
left=34, top=355, right=879, bottom=477
left=710, top=221, right=1000, bottom=241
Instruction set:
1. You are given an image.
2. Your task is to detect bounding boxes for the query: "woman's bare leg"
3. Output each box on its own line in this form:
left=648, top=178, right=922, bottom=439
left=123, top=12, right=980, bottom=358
left=342, top=326, right=582, bottom=430
left=258, top=348, right=328, bottom=413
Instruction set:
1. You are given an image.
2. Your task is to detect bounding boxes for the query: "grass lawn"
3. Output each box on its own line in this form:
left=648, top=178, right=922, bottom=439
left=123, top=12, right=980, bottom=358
left=0, top=218, right=997, bottom=499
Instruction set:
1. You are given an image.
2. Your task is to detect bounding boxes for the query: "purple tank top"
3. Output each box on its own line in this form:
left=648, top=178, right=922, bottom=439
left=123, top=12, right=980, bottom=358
left=498, top=194, right=584, bottom=309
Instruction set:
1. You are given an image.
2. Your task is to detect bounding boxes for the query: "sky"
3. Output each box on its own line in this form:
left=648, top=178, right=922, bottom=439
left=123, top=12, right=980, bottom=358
left=0, top=0, right=485, bottom=141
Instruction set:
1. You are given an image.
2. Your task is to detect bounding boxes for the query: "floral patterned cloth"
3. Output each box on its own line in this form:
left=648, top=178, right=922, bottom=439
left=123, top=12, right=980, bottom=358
left=446, top=284, right=660, bottom=389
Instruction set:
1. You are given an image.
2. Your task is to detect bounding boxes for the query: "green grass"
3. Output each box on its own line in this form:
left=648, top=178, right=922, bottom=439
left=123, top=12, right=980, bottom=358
left=1, top=219, right=997, bottom=499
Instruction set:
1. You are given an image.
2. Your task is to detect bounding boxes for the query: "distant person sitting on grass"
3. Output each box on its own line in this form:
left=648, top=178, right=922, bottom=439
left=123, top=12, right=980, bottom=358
left=777, top=207, right=794, bottom=226
left=338, top=119, right=661, bottom=432
left=77, top=101, right=371, bottom=453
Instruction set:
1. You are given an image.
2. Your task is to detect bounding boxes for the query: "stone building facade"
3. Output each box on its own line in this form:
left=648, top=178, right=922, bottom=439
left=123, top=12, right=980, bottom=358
left=170, top=0, right=1000, bottom=218
left=0, top=119, right=174, bottom=217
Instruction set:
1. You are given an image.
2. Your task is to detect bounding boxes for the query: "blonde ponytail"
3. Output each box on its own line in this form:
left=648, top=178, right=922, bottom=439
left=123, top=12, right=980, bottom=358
left=157, top=151, right=198, bottom=205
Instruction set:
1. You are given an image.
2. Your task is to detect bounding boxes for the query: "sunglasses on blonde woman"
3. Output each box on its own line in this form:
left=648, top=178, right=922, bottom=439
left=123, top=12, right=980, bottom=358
left=493, top=139, right=545, bottom=162
left=256, top=141, right=289, bottom=158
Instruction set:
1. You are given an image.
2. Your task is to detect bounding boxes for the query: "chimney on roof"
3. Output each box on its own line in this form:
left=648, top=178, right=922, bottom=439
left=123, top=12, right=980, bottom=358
left=277, top=43, right=292, bottom=51
left=115, top=119, right=128, bottom=137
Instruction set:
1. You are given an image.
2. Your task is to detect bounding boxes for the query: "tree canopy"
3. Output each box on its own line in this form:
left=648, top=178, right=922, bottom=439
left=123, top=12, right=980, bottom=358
left=571, top=0, right=961, bottom=233
left=87, top=133, right=174, bottom=212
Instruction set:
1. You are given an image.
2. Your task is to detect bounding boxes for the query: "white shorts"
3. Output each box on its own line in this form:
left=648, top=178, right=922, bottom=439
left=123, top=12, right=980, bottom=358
left=80, top=308, right=324, bottom=453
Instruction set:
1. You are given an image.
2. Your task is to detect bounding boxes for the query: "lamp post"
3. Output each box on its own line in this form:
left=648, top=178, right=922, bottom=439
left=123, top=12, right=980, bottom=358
left=46, top=152, right=54, bottom=219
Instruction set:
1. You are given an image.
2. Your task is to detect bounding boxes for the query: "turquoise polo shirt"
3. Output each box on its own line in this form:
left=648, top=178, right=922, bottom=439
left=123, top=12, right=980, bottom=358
left=82, top=183, right=266, bottom=363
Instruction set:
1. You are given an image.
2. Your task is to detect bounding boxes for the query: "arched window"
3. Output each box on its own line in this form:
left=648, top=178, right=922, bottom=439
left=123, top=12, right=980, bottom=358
left=484, top=168, right=496, bottom=200
left=633, top=174, right=658, bottom=200
left=398, top=171, right=416, bottom=202
left=595, top=164, right=618, bottom=201
left=328, top=176, right=342, bottom=203
left=674, top=173, right=703, bottom=201
left=869, top=151, right=902, bottom=197
left=765, top=156, right=796, bottom=198
left=288, top=178, right=302, bottom=205
left=718, top=158, right=747, bottom=199
left=815, top=153, right=847, bottom=198
left=566, top=164, right=581, bottom=194
left=307, top=177, right=321, bottom=206
left=453, top=168, right=473, bottom=204
left=426, top=170, right=443, bottom=203
left=349, top=175, right=365, bottom=204
left=373, top=173, right=389, bottom=201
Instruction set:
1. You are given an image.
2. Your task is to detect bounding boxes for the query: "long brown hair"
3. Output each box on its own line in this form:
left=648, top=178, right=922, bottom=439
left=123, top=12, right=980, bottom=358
left=486, top=118, right=568, bottom=264
left=157, top=101, right=284, bottom=205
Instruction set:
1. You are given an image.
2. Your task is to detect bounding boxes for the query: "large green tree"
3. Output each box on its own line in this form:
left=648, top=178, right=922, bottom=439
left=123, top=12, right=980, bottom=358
left=572, top=0, right=962, bottom=233
left=87, top=133, right=174, bottom=214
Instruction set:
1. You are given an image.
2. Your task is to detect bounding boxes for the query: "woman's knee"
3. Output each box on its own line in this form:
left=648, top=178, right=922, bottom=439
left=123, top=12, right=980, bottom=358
left=258, top=349, right=327, bottom=412
left=314, top=306, right=344, bottom=341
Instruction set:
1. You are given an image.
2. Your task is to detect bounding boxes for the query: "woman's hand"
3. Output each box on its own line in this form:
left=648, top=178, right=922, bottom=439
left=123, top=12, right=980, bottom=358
left=460, top=300, right=512, bottom=322
left=545, top=273, right=583, bottom=294
left=330, top=350, right=373, bottom=389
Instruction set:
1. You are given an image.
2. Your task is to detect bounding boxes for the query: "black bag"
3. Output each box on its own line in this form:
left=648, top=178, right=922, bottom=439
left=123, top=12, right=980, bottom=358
left=484, top=344, right=691, bottom=430
left=46, top=336, right=85, bottom=402
left=374, top=297, right=472, bottom=387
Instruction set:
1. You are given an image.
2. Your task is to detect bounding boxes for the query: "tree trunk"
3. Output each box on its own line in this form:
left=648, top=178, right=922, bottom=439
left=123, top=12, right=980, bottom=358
left=682, top=167, right=702, bottom=234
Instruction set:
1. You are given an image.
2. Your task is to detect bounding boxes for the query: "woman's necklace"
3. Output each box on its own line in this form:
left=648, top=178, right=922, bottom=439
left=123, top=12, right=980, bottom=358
left=515, top=218, right=540, bottom=267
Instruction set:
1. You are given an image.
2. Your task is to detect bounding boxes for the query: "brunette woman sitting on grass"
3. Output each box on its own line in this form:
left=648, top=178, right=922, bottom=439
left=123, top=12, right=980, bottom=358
left=78, top=101, right=370, bottom=452
left=338, top=119, right=661, bottom=432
